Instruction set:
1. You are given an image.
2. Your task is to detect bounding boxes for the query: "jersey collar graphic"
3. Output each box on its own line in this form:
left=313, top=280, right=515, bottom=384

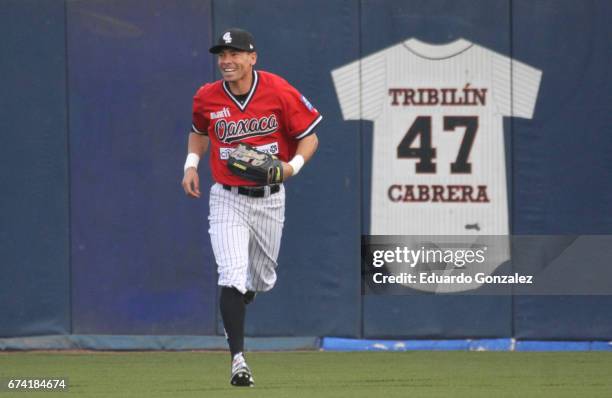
left=222, top=70, right=259, bottom=112
left=403, top=38, right=473, bottom=60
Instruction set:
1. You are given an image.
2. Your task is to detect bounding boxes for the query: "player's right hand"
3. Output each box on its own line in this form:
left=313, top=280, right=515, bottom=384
left=182, top=167, right=201, bottom=198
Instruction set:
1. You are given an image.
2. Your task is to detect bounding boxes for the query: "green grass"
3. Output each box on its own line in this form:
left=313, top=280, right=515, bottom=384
left=0, top=351, right=611, bottom=397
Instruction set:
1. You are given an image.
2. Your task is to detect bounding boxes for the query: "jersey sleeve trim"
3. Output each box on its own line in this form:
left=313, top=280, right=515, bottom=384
left=295, top=114, right=322, bottom=140
left=191, top=123, right=208, bottom=135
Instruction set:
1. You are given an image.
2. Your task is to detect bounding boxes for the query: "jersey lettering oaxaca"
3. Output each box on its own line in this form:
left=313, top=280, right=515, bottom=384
left=331, top=38, right=542, bottom=236
left=192, top=70, right=322, bottom=186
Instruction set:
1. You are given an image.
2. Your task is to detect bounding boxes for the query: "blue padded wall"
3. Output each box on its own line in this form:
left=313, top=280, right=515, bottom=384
left=512, top=0, right=612, bottom=235
left=511, top=0, right=612, bottom=339
left=0, top=0, right=70, bottom=337
left=67, top=0, right=217, bottom=334
left=0, top=0, right=611, bottom=342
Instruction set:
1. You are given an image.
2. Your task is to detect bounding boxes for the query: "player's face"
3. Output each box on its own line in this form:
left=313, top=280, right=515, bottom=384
left=217, top=49, right=256, bottom=84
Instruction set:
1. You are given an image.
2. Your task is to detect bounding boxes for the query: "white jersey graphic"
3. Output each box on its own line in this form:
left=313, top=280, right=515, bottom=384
left=332, top=38, right=542, bottom=236
left=332, top=39, right=542, bottom=292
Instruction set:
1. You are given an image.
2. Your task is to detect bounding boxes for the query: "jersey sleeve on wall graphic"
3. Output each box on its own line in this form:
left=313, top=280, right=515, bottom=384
left=331, top=50, right=387, bottom=121
left=491, top=53, right=542, bottom=119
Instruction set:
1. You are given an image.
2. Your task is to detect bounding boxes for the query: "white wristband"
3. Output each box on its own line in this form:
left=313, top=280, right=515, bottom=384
left=184, top=153, right=200, bottom=172
left=288, top=154, right=305, bottom=176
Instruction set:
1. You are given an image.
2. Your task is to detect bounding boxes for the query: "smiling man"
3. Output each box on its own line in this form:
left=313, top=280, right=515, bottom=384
left=181, top=28, right=322, bottom=387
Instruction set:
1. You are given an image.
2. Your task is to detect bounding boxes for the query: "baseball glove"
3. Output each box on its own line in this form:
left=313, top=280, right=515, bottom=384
left=227, top=143, right=283, bottom=185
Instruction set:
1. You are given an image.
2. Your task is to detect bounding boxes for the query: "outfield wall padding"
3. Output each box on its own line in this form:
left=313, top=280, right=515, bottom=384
left=1, top=0, right=612, bottom=342
left=66, top=0, right=217, bottom=335
left=510, top=0, right=612, bottom=340
left=0, top=0, right=71, bottom=338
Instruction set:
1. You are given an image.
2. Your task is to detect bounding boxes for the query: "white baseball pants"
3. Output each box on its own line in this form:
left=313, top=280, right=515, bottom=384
left=208, top=183, right=285, bottom=293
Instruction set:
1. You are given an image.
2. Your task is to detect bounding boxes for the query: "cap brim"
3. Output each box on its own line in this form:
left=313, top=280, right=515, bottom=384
left=209, top=44, right=254, bottom=54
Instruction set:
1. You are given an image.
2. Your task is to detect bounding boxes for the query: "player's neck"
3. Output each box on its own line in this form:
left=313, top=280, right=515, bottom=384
left=227, top=70, right=254, bottom=96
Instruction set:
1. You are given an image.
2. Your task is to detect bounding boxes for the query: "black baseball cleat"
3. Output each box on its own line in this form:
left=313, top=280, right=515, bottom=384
left=230, top=353, right=254, bottom=387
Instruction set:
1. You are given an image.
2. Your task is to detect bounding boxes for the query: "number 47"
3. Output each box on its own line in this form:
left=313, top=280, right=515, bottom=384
left=397, top=116, right=478, bottom=174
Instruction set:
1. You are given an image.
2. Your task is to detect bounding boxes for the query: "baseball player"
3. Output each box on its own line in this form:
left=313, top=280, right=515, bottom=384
left=181, top=28, right=321, bottom=387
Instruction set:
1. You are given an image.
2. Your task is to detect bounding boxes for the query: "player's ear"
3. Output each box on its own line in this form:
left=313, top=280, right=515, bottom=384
left=250, top=52, right=257, bottom=66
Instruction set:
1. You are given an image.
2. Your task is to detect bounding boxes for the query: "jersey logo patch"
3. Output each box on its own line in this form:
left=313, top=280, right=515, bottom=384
left=219, top=142, right=279, bottom=160
left=301, top=95, right=316, bottom=112
left=223, top=32, right=232, bottom=43
left=210, top=107, right=231, bottom=119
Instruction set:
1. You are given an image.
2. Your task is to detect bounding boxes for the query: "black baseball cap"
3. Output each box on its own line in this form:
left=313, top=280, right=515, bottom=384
left=209, top=28, right=256, bottom=54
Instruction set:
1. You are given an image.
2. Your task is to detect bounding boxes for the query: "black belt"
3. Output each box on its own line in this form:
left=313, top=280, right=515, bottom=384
left=223, top=184, right=280, bottom=198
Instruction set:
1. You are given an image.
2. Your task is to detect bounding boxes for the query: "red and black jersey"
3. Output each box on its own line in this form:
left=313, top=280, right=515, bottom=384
left=191, top=70, right=322, bottom=186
